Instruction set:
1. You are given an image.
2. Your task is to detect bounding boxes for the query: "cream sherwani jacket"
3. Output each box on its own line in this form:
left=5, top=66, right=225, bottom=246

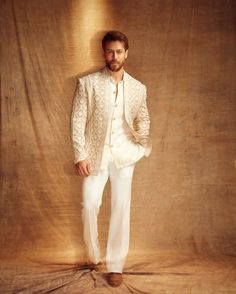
left=71, top=67, right=152, bottom=175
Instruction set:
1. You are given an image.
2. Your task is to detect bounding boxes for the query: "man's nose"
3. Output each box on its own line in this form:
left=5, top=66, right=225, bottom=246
left=112, top=52, right=117, bottom=60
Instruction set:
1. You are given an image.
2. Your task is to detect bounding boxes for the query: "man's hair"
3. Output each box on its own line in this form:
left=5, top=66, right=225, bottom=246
left=102, top=31, right=129, bottom=51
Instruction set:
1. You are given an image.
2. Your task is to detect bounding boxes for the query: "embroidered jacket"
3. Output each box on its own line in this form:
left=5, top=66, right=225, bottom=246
left=71, top=67, right=152, bottom=175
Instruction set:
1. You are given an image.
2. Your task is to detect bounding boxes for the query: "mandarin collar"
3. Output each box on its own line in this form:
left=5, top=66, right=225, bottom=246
left=103, top=66, right=127, bottom=83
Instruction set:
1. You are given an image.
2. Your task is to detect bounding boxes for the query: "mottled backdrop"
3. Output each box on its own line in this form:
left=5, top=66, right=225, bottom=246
left=1, top=0, right=236, bottom=292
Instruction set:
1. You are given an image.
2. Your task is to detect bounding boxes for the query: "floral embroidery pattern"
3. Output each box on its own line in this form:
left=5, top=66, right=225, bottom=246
left=71, top=68, right=152, bottom=175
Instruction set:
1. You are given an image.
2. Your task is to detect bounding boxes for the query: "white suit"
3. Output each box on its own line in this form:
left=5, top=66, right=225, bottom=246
left=71, top=67, right=152, bottom=175
left=71, top=67, right=152, bottom=272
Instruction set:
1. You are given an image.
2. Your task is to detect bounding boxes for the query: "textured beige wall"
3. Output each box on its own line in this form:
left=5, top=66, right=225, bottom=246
left=0, top=0, right=235, bottom=265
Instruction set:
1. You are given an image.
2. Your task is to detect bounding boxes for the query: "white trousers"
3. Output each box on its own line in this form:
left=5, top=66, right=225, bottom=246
left=81, top=161, right=135, bottom=273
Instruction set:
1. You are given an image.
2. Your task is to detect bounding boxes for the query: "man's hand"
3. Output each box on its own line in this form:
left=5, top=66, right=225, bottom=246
left=75, top=160, right=90, bottom=177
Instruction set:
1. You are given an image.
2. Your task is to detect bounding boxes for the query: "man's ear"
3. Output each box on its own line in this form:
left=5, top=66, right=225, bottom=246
left=125, top=49, right=128, bottom=59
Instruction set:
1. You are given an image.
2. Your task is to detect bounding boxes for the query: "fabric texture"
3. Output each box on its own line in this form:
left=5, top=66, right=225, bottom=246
left=71, top=67, right=152, bottom=175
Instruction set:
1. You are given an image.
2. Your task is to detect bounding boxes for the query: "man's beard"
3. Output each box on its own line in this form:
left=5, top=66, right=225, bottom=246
left=106, top=60, right=125, bottom=72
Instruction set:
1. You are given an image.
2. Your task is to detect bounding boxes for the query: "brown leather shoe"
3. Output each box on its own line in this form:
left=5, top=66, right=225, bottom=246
left=107, top=272, right=123, bottom=287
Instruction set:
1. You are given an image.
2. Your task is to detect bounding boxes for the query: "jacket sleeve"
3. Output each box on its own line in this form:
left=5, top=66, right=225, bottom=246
left=133, top=85, right=150, bottom=139
left=71, top=78, right=88, bottom=163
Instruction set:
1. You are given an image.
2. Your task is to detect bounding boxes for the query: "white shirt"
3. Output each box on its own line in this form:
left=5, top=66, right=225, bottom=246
left=100, top=73, right=145, bottom=170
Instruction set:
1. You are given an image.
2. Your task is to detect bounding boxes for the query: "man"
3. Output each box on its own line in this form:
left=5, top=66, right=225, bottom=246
left=71, top=31, right=152, bottom=287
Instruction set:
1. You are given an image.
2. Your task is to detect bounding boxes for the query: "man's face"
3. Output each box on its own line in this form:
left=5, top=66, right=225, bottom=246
left=104, top=41, right=128, bottom=72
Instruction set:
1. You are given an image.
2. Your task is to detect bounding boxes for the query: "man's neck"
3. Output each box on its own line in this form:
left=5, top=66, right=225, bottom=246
left=107, top=67, right=124, bottom=84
